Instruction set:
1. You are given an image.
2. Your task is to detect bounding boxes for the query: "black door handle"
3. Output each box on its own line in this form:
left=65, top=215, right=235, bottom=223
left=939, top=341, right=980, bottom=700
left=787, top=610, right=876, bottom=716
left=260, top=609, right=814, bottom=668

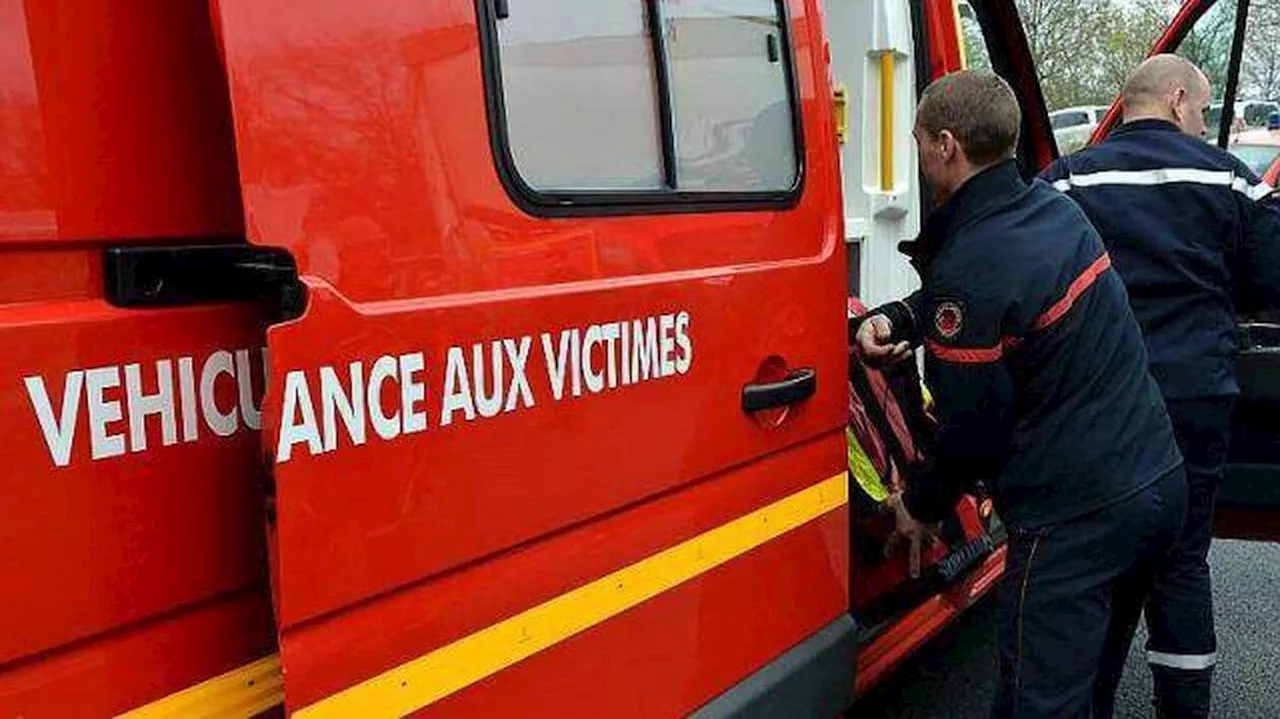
left=742, top=368, right=818, bottom=413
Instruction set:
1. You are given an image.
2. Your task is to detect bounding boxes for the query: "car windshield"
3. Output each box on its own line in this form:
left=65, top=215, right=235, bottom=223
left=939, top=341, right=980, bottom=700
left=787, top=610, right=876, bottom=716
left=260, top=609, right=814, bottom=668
left=1230, top=144, right=1280, bottom=175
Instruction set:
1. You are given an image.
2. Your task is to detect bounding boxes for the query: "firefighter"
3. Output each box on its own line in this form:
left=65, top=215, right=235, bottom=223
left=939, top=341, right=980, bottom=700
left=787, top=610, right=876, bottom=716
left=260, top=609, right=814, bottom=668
left=1040, top=55, right=1280, bottom=719
left=854, top=71, right=1187, bottom=718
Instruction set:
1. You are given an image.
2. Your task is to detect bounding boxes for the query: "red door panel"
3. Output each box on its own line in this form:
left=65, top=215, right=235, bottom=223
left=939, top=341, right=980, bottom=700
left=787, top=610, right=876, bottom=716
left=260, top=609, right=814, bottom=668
left=212, top=0, right=851, bottom=712
left=0, top=2, right=277, bottom=715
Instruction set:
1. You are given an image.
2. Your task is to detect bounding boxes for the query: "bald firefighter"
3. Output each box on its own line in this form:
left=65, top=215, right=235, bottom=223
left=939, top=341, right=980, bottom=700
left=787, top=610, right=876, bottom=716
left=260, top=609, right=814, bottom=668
left=1041, top=55, right=1280, bottom=718
left=854, top=71, right=1186, bottom=718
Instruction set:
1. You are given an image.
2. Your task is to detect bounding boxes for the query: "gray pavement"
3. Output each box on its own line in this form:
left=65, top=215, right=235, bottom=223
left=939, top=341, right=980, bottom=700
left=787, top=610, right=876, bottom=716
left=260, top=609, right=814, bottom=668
left=853, top=540, right=1280, bottom=718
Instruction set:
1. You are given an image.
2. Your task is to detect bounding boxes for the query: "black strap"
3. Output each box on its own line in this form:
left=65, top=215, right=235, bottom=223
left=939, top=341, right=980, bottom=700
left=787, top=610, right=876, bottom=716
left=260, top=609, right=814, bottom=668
left=848, top=354, right=913, bottom=479
left=884, top=358, right=936, bottom=457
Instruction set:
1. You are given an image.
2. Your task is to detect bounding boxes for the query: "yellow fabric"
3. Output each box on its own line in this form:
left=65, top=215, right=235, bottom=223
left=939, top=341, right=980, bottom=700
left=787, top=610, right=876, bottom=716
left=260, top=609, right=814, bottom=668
left=847, top=426, right=890, bottom=503
left=845, top=378, right=934, bottom=504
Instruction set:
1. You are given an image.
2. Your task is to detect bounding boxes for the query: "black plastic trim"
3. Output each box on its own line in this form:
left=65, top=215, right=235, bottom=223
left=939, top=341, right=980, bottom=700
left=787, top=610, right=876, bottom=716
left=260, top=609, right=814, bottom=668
left=908, top=0, right=933, bottom=101
left=104, top=243, right=304, bottom=320
left=475, top=0, right=807, bottom=217
left=909, top=0, right=938, bottom=219
left=644, top=0, right=679, bottom=189
left=1217, top=0, right=1251, bottom=148
left=691, top=615, right=856, bottom=719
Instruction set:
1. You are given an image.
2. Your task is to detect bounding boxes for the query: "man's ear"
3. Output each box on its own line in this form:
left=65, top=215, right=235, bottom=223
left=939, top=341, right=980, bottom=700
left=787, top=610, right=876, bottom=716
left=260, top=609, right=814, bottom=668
left=1169, top=87, right=1187, bottom=122
left=937, top=130, right=958, bottom=163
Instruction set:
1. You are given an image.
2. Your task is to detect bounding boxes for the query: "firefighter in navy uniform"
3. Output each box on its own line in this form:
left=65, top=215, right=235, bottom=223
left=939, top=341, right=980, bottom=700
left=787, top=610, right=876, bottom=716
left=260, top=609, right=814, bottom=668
left=1041, top=55, right=1280, bottom=719
left=855, top=71, right=1186, bottom=719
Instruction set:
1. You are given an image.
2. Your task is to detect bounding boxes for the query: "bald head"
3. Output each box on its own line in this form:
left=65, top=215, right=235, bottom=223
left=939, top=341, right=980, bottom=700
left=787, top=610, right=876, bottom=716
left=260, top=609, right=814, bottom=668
left=1121, top=55, right=1211, bottom=136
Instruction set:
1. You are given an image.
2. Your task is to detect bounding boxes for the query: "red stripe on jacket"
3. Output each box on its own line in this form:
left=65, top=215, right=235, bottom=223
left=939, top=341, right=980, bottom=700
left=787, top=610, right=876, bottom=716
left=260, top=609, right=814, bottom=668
left=927, top=254, right=1111, bottom=364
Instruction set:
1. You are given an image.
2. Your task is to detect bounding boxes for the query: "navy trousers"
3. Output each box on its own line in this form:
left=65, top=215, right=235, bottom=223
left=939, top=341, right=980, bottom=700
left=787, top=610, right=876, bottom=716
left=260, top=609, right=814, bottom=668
left=992, top=467, right=1186, bottom=719
left=1143, top=397, right=1234, bottom=718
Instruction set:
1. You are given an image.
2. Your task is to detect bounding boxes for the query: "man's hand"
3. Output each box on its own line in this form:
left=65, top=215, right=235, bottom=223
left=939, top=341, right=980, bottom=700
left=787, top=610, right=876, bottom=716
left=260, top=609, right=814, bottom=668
left=856, top=314, right=912, bottom=367
left=885, top=492, right=936, bottom=579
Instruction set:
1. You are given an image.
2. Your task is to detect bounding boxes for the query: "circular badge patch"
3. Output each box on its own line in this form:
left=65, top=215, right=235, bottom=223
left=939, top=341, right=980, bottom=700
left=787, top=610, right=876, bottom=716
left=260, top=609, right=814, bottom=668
left=934, top=301, right=964, bottom=339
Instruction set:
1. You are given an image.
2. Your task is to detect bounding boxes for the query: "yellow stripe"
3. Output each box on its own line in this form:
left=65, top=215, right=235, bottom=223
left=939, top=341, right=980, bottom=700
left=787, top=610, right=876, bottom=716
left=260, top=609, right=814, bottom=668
left=953, top=1, right=970, bottom=69
left=117, top=654, right=284, bottom=719
left=296, top=474, right=848, bottom=718
left=879, top=51, right=896, bottom=192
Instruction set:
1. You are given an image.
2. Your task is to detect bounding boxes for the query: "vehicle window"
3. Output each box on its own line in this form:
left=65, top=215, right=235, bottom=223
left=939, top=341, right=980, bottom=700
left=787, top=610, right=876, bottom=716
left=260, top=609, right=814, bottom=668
left=486, top=0, right=800, bottom=205
left=1230, top=144, right=1280, bottom=176
left=662, top=0, right=797, bottom=191
left=495, top=0, right=665, bottom=191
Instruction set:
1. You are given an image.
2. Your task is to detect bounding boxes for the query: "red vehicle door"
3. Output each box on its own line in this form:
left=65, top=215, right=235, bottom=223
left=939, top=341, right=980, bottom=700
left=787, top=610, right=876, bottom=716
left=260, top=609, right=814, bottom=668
left=211, top=0, right=852, bottom=714
left=1084, top=0, right=1280, bottom=542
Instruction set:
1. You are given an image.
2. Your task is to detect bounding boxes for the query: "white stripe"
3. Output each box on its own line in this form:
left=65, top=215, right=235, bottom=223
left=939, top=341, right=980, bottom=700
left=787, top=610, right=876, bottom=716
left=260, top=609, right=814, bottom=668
left=1148, top=650, right=1218, bottom=670
left=1051, top=168, right=1273, bottom=202
left=1248, top=181, right=1277, bottom=201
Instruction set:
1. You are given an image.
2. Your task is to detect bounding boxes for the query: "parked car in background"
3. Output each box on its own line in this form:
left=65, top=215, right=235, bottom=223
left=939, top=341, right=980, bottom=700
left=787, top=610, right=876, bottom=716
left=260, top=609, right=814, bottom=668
left=1241, top=101, right=1280, bottom=127
left=1050, top=105, right=1110, bottom=155
left=1228, top=112, right=1280, bottom=182
left=1208, top=100, right=1279, bottom=136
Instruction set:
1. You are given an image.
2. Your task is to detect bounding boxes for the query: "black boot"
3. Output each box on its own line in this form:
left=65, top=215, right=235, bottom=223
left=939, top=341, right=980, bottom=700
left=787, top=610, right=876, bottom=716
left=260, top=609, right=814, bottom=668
left=1152, top=665, right=1213, bottom=719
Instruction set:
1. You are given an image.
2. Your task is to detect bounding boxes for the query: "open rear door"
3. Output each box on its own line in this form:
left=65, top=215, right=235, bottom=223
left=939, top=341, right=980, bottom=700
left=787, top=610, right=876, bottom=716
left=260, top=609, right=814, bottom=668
left=1226, top=318, right=1280, bottom=540
left=1084, top=0, right=1280, bottom=542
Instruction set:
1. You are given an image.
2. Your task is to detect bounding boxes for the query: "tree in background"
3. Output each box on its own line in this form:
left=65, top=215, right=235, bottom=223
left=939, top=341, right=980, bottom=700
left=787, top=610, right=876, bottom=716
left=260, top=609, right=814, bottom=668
left=1016, top=0, right=1169, bottom=110
left=1012, top=0, right=1278, bottom=111
left=1240, top=0, right=1280, bottom=99
left=958, top=0, right=1276, bottom=112
left=1176, top=0, right=1238, bottom=95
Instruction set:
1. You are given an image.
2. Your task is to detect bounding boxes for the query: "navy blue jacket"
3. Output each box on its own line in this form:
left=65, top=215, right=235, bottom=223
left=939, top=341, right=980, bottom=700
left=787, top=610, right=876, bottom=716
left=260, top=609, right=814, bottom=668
left=1041, top=119, right=1280, bottom=400
left=866, top=161, right=1181, bottom=529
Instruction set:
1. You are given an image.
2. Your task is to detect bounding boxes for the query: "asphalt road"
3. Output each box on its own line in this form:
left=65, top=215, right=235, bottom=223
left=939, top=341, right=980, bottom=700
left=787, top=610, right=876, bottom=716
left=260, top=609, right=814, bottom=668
left=853, top=540, right=1280, bottom=718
